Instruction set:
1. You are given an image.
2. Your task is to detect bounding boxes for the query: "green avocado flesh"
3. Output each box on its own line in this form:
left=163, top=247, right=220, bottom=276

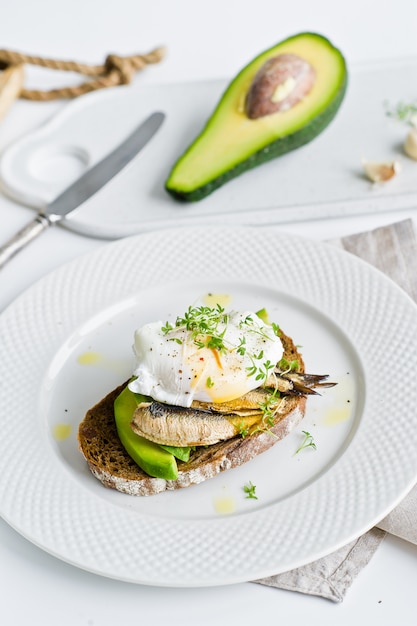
left=114, top=386, right=192, bottom=480
left=165, top=32, right=347, bottom=202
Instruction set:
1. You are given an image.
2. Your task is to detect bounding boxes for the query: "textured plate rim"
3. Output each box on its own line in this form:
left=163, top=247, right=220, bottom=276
left=1, top=225, right=417, bottom=587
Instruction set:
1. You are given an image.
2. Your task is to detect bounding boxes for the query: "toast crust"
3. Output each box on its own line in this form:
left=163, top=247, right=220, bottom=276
left=78, top=331, right=306, bottom=496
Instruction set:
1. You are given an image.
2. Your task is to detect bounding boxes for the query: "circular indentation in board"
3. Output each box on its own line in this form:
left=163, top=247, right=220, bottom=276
left=28, top=144, right=90, bottom=185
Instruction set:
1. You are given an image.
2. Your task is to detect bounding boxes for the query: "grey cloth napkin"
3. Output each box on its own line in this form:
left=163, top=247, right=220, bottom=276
left=255, top=219, right=417, bottom=602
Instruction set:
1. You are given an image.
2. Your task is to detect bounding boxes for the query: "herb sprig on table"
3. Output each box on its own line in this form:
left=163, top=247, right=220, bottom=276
left=384, top=100, right=417, bottom=126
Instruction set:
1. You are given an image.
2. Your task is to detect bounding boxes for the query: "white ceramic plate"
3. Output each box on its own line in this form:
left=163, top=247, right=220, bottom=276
left=1, top=59, right=417, bottom=238
left=1, top=226, right=417, bottom=587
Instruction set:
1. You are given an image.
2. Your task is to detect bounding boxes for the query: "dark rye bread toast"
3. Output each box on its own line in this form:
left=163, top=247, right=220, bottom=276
left=78, top=331, right=306, bottom=496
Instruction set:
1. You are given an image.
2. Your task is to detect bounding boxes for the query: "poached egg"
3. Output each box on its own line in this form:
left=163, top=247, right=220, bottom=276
left=128, top=308, right=283, bottom=407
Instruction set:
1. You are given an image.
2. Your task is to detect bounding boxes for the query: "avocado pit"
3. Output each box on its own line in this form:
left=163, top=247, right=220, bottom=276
left=164, top=32, right=348, bottom=202
left=245, top=53, right=316, bottom=119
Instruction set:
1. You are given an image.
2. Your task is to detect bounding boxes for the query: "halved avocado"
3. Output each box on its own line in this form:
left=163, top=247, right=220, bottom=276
left=165, top=32, right=347, bottom=202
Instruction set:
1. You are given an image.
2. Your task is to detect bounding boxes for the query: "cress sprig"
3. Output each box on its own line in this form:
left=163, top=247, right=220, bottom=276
left=243, top=481, right=258, bottom=500
left=161, top=304, right=280, bottom=383
left=257, top=388, right=281, bottom=428
left=294, top=430, right=317, bottom=455
left=278, top=357, right=299, bottom=374
left=384, top=99, right=417, bottom=126
left=163, top=304, right=229, bottom=351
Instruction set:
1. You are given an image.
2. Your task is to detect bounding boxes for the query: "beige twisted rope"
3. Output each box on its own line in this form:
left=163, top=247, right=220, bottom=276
left=0, top=46, right=166, bottom=100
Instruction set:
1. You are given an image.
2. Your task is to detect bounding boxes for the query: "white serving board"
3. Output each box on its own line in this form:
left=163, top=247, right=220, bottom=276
left=1, top=58, right=417, bottom=239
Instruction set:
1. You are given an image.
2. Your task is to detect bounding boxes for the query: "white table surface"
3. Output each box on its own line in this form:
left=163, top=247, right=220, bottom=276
left=1, top=1, right=417, bottom=623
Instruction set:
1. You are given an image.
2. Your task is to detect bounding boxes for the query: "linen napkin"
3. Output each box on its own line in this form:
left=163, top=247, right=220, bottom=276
left=255, top=218, right=417, bottom=602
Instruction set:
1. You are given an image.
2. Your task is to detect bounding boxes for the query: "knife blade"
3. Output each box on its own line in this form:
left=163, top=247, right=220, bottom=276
left=0, top=111, right=165, bottom=270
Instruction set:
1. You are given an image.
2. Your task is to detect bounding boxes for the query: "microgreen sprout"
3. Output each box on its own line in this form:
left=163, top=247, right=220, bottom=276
left=239, top=314, right=254, bottom=327
left=247, top=352, right=275, bottom=381
left=257, top=359, right=275, bottom=381
left=168, top=337, right=183, bottom=345
left=238, top=422, right=249, bottom=438
left=271, top=322, right=281, bottom=337
left=258, top=388, right=281, bottom=427
left=243, top=481, right=258, bottom=499
left=236, top=336, right=247, bottom=356
left=384, top=99, right=417, bottom=126
left=170, top=304, right=229, bottom=352
left=206, top=377, right=214, bottom=388
left=278, top=357, right=299, bottom=374
left=206, top=333, right=227, bottom=351
left=294, top=430, right=317, bottom=455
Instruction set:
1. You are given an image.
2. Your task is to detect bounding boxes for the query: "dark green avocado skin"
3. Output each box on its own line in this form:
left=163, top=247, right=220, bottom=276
left=167, top=74, right=347, bottom=203
left=165, top=32, right=348, bottom=203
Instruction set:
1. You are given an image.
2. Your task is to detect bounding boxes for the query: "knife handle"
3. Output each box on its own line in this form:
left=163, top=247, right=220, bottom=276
left=0, top=213, right=51, bottom=270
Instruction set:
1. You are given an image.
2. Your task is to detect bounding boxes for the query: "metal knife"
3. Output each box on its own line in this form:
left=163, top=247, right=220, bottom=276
left=0, top=111, right=165, bottom=270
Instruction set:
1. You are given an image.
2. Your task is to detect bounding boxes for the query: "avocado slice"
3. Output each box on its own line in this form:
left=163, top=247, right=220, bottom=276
left=255, top=308, right=271, bottom=325
left=165, top=32, right=347, bottom=202
left=114, top=386, right=178, bottom=480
